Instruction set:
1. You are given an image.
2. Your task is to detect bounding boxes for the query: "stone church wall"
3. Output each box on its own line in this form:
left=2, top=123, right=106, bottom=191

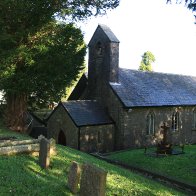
left=102, top=87, right=127, bottom=150
left=123, top=106, right=196, bottom=149
left=47, top=105, right=79, bottom=149
left=47, top=104, right=114, bottom=153
left=101, top=86, right=196, bottom=149
left=80, top=124, right=114, bottom=153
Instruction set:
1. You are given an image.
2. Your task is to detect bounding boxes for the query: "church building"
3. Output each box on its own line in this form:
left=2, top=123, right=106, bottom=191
left=47, top=25, right=196, bottom=153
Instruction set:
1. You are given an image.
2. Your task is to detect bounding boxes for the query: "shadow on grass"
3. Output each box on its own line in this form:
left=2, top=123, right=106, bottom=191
left=0, top=145, right=184, bottom=196
left=52, top=146, right=183, bottom=196
left=106, top=145, right=196, bottom=186
left=0, top=154, right=72, bottom=195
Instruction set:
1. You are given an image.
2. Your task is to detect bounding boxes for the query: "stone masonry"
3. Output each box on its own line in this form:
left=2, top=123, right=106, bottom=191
left=67, top=161, right=81, bottom=194
left=80, top=164, right=107, bottom=196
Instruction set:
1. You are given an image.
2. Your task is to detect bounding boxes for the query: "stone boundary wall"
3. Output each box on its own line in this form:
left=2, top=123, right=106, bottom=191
left=0, top=136, right=56, bottom=156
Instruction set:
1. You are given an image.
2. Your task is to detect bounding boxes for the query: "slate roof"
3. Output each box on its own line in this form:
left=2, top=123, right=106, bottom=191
left=29, top=127, right=47, bottom=139
left=68, top=74, right=88, bottom=100
left=29, top=112, right=47, bottom=126
left=61, top=100, right=113, bottom=127
left=110, top=69, right=196, bottom=108
left=88, top=24, right=119, bottom=46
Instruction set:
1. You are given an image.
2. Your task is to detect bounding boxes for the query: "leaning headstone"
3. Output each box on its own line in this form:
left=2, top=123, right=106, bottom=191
left=80, top=164, right=107, bottom=196
left=49, top=138, right=56, bottom=155
left=67, top=161, right=81, bottom=193
left=39, top=137, right=50, bottom=169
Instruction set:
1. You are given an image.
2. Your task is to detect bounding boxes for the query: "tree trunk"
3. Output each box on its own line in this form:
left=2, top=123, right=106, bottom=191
left=4, top=93, right=28, bottom=132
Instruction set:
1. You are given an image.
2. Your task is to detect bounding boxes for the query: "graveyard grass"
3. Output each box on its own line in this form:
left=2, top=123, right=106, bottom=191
left=107, top=145, right=196, bottom=186
left=0, top=121, right=185, bottom=195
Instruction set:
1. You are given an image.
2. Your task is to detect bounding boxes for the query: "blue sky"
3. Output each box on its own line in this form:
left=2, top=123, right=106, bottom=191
left=78, top=0, right=196, bottom=76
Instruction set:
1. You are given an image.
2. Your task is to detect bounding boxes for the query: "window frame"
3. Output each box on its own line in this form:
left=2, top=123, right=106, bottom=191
left=193, top=108, right=196, bottom=129
left=97, top=130, right=102, bottom=144
left=95, top=41, right=104, bottom=57
left=171, top=111, right=179, bottom=131
left=146, top=112, right=155, bottom=135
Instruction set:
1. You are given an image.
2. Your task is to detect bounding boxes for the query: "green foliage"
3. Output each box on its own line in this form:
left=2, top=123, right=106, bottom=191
left=0, top=122, right=183, bottom=195
left=0, top=0, right=120, bottom=113
left=0, top=0, right=120, bottom=25
left=107, top=146, right=196, bottom=185
left=0, top=21, right=86, bottom=108
left=139, top=51, right=156, bottom=71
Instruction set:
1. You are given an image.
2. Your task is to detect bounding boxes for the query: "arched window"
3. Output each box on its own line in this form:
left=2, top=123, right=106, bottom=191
left=146, top=112, right=155, bottom=135
left=97, top=130, right=102, bottom=144
left=171, top=111, right=179, bottom=131
left=95, top=41, right=104, bottom=56
left=193, top=108, right=196, bottom=129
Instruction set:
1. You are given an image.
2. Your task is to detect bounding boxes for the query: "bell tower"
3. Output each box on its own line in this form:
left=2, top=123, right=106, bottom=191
left=87, top=24, right=120, bottom=101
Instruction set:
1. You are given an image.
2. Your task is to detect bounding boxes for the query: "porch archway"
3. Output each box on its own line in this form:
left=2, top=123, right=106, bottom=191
left=58, top=130, right=66, bottom=145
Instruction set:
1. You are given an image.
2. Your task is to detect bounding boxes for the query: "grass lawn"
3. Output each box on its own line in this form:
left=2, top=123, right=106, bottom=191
left=0, top=120, right=30, bottom=140
left=0, top=122, right=185, bottom=195
left=107, top=145, right=196, bottom=186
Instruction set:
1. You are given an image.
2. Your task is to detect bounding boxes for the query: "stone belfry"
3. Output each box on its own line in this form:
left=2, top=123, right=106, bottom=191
left=87, top=24, right=120, bottom=102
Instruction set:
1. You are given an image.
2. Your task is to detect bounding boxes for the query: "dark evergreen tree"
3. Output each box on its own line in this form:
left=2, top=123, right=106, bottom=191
left=0, top=0, right=120, bottom=131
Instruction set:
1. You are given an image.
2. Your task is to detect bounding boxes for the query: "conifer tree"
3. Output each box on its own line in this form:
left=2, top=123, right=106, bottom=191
left=0, top=0, right=120, bottom=131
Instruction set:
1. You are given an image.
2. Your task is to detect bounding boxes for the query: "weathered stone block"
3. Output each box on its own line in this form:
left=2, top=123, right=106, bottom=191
left=80, top=164, right=107, bottom=196
left=49, top=138, right=56, bottom=155
left=0, top=144, right=39, bottom=155
left=39, top=137, right=50, bottom=169
left=0, top=138, right=39, bottom=147
left=67, top=161, right=81, bottom=193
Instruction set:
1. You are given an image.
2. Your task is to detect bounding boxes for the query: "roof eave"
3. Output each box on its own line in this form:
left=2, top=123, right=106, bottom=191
left=123, top=104, right=196, bottom=109
left=78, top=121, right=114, bottom=128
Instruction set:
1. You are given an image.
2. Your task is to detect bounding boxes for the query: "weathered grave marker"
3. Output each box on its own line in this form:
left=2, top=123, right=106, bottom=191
left=0, top=138, right=40, bottom=155
left=49, top=138, right=56, bottom=155
left=39, top=137, right=50, bottom=169
left=157, top=122, right=172, bottom=154
left=67, top=161, right=81, bottom=193
left=80, top=164, right=107, bottom=196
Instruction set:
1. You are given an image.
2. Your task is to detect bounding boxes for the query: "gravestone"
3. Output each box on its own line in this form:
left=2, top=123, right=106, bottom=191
left=80, top=164, right=107, bottom=196
left=67, top=161, right=81, bottom=193
left=161, top=122, right=170, bottom=145
left=157, top=122, right=172, bottom=154
left=39, top=137, right=50, bottom=169
left=49, top=138, right=56, bottom=155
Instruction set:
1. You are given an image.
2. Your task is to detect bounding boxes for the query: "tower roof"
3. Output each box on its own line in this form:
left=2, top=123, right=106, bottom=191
left=88, top=24, right=119, bottom=46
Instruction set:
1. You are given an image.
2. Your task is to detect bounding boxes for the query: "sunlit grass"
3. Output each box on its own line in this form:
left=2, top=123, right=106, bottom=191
left=0, top=145, right=185, bottom=195
left=0, top=121, right=185, bottom=195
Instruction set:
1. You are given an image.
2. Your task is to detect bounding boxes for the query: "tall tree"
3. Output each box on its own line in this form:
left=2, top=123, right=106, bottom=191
left=139, top=51, right=156, bottom=72
left=0, top=0, right=120, bottom=132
